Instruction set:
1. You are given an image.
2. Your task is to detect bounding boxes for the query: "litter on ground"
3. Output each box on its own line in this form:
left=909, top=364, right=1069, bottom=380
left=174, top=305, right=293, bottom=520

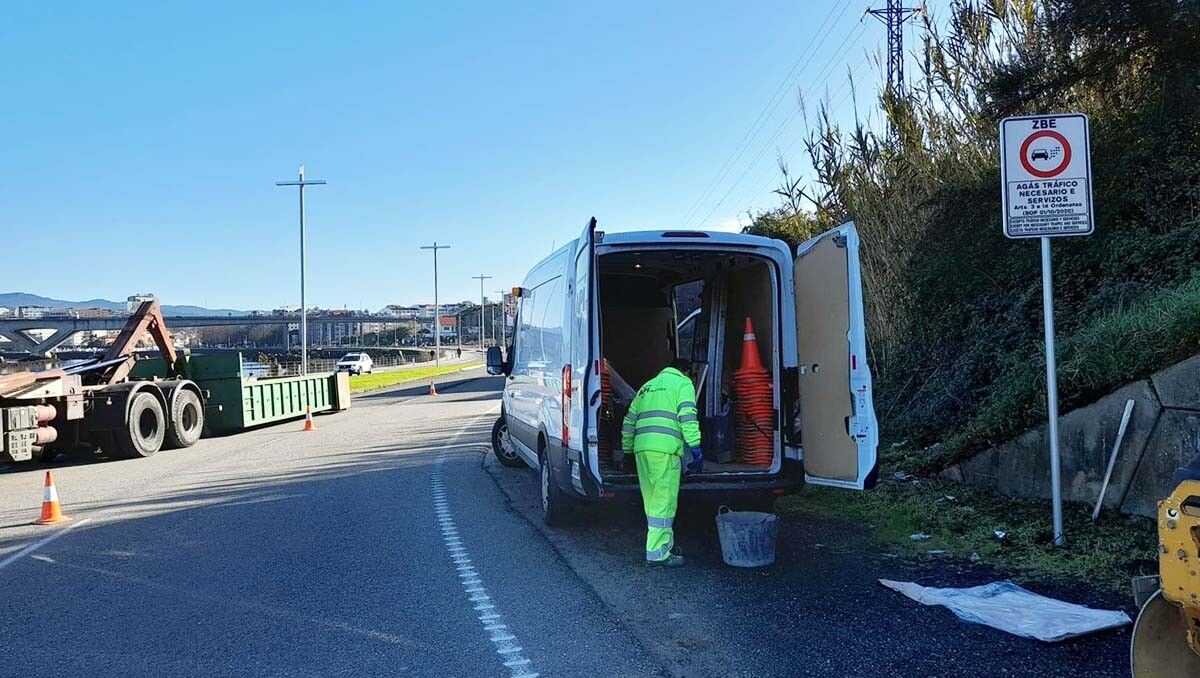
left=878, top=579, right=1131, bottom=642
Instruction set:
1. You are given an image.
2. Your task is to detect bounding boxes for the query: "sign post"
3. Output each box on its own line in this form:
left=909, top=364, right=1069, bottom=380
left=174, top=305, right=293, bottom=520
left=1000, top=113, right=1093, bottom=547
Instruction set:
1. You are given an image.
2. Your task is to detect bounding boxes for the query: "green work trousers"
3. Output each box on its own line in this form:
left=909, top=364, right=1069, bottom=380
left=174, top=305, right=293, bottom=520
left=635, top=449, right=680, bottom=561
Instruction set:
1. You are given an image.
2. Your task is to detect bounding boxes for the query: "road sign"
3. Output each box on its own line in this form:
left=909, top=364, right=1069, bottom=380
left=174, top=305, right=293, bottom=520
left=1000, top=114, right=1093, bottom=239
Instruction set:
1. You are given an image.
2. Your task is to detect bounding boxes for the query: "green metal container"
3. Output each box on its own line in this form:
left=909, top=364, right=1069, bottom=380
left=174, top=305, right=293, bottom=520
left=131, top=353, right=351, bottom=435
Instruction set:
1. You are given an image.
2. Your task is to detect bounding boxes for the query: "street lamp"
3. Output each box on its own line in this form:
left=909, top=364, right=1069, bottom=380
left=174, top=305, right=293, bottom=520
left=420, top=242, right=450, bottom=367
left=275, top=164, right=326, bottom=375
left=468, top=273, right=487, bottom=348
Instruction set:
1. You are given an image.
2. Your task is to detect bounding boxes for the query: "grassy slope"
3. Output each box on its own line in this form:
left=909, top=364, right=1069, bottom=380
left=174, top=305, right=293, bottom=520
left=901, top=273, right=1200, bottom=472
left=348, top=362, right=482, bottom=393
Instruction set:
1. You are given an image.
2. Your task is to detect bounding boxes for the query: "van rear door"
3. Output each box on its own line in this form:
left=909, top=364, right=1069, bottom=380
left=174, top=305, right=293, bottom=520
left=792, top=222, right=878, bottom=489
left=570, top=217, right=602, bottom=491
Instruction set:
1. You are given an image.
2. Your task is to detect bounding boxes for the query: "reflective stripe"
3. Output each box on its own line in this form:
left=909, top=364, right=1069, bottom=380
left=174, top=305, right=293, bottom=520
left=635, top=426, right=684, bottom=441
left=638, top=409, right=679, bottom=422
left=679, top=413, right=697, bottom=424
left=677, top=401, right=696, bottom=411
left=621, top=423, right=635, bottom=434
left=646, top=515, right=674, bottom=529
left=645, top=545, right=671, bottom=561
left=743, top=333, right=756, bottom=340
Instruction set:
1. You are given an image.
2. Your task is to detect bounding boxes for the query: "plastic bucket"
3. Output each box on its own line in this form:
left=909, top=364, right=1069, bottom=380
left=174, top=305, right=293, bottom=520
left=715, top=505, right=778, bottom=567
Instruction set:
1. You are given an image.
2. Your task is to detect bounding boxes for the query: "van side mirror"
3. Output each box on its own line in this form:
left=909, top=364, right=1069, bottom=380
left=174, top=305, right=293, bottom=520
left=486, top=346, right=505, bottom=375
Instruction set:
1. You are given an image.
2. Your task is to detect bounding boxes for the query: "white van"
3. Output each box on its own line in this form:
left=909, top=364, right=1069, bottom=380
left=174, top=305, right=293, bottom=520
left=487, top=219, right=878, bottom=524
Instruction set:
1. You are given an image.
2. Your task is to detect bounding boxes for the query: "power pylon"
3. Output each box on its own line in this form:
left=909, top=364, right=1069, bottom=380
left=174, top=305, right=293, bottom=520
left=865, top=1, right=924, bottom=95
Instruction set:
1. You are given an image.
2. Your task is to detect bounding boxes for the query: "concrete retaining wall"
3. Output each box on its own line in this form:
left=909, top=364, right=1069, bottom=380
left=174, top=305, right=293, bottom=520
left=942, top=354, right=1200, bottom=516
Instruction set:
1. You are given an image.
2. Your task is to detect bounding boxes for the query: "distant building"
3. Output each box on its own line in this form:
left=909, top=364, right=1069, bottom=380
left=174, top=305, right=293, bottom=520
left=16, top=306, right=51, bottom=319
left=0, top=306, right=10, bottom=317
left=127, top=293, right=157, bottom=313
left=380, top=304, right=420, bottom=320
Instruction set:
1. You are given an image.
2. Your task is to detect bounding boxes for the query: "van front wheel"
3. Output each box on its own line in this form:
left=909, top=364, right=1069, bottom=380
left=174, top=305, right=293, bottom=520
left=540, top=449, right=570, bottom=526
left=492, top=417, right=525, bottom=468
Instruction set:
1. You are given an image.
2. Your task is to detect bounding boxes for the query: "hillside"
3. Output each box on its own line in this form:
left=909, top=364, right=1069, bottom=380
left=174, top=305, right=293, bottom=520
left=747, top=0, right=1200, bottom=470
left=0, top=293, right=245, bottom=317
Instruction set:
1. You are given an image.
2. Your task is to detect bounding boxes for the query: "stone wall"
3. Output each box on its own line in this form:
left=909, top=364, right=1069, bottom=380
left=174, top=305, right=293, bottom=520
left=941, top=354, right=1200, bottom=516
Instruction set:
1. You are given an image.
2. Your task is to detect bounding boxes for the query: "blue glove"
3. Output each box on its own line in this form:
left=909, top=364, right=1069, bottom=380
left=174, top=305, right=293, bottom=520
left=686, top=446, right=704, bottom=474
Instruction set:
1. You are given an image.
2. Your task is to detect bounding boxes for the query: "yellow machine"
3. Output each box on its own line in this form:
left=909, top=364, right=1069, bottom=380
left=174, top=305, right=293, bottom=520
left=1131, top=479, right=1200, bottom=677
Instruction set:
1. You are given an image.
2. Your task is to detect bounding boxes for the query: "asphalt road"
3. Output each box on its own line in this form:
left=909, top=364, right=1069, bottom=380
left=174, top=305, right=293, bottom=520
left=0, top=371, right=1131, bottom=677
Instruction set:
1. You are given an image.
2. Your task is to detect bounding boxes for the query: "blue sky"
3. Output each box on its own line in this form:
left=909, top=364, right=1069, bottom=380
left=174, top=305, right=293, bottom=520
left=0, top=1, right=907, bottom=310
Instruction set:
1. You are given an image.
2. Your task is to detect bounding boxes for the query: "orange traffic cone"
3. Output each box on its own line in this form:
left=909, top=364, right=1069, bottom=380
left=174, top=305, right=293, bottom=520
left=34, top=471, right=69, bottom=525
left=302, top=406, right=317, bottom=431
left=429, top=378, right=438, bottom=396
left=734, top=317, right=774, bottom=467
left=739, top=316, right=766, bottom=371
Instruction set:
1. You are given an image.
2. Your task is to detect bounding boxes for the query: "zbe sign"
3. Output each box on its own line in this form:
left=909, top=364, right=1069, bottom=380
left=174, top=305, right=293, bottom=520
left=1000, top=114, right=1094, bottom=238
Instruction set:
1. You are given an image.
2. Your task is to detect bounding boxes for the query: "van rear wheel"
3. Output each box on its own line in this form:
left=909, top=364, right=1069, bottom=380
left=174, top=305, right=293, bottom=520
left=540, top=447, right=570, bottom=526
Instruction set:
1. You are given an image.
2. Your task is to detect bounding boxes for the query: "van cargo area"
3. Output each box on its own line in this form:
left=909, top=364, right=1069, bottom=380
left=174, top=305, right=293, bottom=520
left=595, top=247, right=781, bottom=480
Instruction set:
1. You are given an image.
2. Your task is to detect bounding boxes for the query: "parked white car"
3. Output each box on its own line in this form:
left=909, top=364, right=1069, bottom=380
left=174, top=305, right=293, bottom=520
left=335, top=353, right=373, bottom=375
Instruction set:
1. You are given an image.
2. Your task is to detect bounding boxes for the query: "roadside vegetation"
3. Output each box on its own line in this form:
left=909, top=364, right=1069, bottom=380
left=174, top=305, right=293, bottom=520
left=348, top=362, right=482, bottom=393
left=748, top=0, right=1200, bottom=465
left=781, top=475, right=1158, bottom=593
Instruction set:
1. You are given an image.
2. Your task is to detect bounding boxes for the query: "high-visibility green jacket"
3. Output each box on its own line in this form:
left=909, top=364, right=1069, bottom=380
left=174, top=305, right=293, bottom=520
left=621, top=366, right=701, bottom=456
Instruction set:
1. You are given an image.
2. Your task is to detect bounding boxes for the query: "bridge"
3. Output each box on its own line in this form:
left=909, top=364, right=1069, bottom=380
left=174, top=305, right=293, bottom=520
left=0, top=314, right=414, bottom=355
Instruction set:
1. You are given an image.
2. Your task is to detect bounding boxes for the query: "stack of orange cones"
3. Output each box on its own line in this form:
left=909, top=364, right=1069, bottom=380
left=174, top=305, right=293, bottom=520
left=598, top=360, right=613, bottom=469
left=733, top=317, right=774, bottom=466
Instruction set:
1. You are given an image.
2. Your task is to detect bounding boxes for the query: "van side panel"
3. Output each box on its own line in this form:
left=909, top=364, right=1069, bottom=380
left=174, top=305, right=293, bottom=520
left=507, top=243, right=575, bottom=464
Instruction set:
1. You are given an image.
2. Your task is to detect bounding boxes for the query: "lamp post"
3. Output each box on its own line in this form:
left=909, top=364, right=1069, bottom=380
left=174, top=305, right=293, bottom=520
left=420, top=242, right=451, bottom=367
left=275, top=165, right=326, bottom=375
left=472, top=274, right=493, bottom=349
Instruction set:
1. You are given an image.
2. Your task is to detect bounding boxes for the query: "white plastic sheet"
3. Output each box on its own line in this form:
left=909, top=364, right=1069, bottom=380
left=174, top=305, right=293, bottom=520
left=879, top=579, right=1131, bottom=642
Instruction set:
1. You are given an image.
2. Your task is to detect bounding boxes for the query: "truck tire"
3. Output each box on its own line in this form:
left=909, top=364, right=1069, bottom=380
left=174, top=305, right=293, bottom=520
left=115, top=391, right=166, bottom=459
left=539, top=442, right=570, bottom=526
left=165, top=389, right=204, bottom=449
left=492, top=416, right=525, bottom=468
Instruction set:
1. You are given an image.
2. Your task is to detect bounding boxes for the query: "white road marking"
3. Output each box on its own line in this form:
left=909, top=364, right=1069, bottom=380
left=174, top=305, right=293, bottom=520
left=0, top=518, right=92, bottom=572
left=432, top=406, right=537, bottom=678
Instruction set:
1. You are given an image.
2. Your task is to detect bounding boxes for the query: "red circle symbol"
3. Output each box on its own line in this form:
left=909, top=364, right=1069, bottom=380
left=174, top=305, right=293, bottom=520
left=1019, top=130, right=1072, bottom=178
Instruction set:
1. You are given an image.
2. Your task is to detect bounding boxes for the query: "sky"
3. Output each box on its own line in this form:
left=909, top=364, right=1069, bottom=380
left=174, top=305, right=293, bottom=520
left=0, top=1, right=912, bottom=311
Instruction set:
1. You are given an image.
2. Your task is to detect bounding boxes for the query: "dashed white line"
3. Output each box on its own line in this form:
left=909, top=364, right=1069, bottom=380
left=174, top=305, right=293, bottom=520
left=432, top=407, right=537, bottom=678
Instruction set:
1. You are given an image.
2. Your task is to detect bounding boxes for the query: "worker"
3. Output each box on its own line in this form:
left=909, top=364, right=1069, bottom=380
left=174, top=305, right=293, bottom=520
left=621, top=358, right=703, bottom=567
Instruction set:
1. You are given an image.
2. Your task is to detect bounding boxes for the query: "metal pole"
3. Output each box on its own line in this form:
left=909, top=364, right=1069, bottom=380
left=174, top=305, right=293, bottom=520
left=276, top=165, right=326, bottom=376
left=299, top=178, right=306, bottom=375
left=472, top=274, right=493, bottom=350
left=1041, top=237, right=1065, bottom=546
left=496, top=290, right=507, bottom=346
left=421, top=242, right=451, bottom=367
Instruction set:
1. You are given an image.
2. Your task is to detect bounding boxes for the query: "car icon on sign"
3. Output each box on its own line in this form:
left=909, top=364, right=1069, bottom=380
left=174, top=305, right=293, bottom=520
left=1031, top=148, right=1050, bottom=161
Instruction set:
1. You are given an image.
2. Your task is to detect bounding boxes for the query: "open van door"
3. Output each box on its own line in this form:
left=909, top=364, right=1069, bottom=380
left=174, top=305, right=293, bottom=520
left=571, top=217, right=603, bottom=492
left=793, top=222, right=878, bottom=489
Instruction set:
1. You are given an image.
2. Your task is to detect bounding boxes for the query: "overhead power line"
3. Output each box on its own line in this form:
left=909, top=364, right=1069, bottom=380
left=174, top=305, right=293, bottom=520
left=691, top=21, right=869, bottom=228
left=678, top=0, right=856, bottom=228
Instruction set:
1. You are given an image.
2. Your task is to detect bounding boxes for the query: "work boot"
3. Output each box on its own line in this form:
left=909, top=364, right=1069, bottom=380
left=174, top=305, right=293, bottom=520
left=646, top=554, right=685, bottom=568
